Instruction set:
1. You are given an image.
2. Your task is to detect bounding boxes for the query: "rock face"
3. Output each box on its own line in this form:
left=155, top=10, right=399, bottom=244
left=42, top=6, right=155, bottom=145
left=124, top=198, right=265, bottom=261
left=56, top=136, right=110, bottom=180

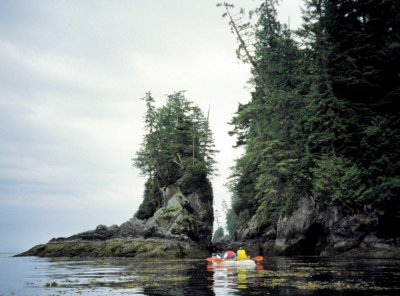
left=236, top=196, right=400, bottom=258
left=117, top=188, right=213, bottom=246
left=275, top=196, right=320, bottom=255
left=17, top=185, right=213, bottom=258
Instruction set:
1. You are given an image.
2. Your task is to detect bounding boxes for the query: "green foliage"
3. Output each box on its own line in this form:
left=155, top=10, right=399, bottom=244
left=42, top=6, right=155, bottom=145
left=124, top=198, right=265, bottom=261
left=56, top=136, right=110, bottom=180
left=226, top=207, right=238, bottom=240
left=253, top=140, right=307, bottom=228
left=373, top=176, right=400, bottom=209
left=161, top=207, right=178, bottom=213
left=176, top=159, right=213, bottom=201
left=223, top=0, right=400, bottom=239
left=135, top=177, right=161, bottom=220
left=133, top=92, right=216, bottom=219
left=45, top=282, right=58, bottom=288
left=311, top=155, right=371, bottom=208
left=158, top=207, right=180, bottom=220
left=212, top=226, right=225, bottom=243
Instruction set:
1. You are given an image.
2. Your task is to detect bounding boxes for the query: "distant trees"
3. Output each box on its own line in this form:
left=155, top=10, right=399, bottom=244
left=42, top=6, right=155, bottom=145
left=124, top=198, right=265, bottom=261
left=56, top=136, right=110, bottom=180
left=212, top=226, right=225, bottom=243
left=222, top=0, right=400, bottom=238
left=133, top=92, right=217, bottom=219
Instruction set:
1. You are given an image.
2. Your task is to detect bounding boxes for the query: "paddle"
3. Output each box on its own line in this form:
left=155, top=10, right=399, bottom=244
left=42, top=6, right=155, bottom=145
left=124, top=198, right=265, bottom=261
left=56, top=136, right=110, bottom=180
left=206, top=257, right=224, bottom=263
left=252, top=256, right=264, bottom=262
left=206, top=257, right=214, bottom=262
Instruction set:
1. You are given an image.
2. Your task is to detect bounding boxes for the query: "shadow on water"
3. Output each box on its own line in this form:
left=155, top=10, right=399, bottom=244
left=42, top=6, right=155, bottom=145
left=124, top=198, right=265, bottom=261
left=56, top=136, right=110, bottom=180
left=1, top=254, right=400, bottom=295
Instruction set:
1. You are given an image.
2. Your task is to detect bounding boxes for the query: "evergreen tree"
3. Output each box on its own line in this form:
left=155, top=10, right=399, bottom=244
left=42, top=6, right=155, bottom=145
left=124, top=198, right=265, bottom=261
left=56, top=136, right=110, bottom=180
left=133, top=92, right=216, bottom=219
left=223, top=0, right=400, bottom=238
left=225, top=0, right=306, bottom=230
left=322, top=0, right=400, bottom=209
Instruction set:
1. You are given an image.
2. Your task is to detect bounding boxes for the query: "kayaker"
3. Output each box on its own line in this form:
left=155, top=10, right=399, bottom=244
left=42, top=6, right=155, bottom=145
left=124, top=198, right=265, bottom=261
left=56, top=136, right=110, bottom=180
left=223, top=250, right=236, bottom=259
left=236, top=247, right=247, bottom=260
left=214, top=252, right=225, bottom=259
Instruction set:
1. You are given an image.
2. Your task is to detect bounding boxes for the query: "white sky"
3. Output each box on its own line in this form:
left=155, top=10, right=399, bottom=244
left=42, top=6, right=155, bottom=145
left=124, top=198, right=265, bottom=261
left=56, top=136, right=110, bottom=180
left=0, top=0, right=304, bottom=252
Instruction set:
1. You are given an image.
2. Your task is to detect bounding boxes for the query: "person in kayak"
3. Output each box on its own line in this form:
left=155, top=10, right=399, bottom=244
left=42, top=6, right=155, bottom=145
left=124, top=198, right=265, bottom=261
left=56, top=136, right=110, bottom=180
left=223, top=250, right=236, bottom=259
left=236, top=248, right=247, bottom=260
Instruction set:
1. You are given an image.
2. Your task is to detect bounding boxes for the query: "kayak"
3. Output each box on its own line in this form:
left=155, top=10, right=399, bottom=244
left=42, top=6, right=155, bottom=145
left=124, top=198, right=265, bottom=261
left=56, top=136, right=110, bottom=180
left=206, top=255, right=263, bottom=268
left=213, top=259, right=256, bottom=268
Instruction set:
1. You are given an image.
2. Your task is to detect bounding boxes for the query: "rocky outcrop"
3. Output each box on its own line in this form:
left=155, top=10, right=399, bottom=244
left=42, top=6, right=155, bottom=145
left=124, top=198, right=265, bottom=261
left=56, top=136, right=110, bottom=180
left=236, top=196, right=400, bottom=258
left=274, top=196, right=400, bottom=257
left=275, top=196, right=320, bottom=255
left=17, top=238, right=207, bottom=258
left=17, top=185, right=213, bottom=258
left=116, top=190, right=213, bottom=245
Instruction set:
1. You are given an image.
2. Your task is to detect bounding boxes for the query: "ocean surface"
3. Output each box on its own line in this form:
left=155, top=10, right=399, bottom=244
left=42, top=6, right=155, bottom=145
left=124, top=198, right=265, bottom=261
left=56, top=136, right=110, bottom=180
left=1, top=252, right=400, bottom=295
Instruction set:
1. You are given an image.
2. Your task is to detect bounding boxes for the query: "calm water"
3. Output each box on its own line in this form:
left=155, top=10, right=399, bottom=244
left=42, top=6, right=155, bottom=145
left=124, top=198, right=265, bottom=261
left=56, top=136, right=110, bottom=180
left=1, top=252, right=400, bottom=295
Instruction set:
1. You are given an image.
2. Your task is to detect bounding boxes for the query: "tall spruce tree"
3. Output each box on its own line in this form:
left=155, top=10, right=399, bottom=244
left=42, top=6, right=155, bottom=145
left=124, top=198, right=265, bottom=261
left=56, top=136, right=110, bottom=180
left=297, top=0, right=369, bottom=208
left=226, top=0, right=307, bottom=232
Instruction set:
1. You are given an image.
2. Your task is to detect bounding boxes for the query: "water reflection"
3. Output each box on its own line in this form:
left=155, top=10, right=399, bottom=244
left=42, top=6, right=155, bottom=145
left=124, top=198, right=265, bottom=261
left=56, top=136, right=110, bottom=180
left=207, top=262, right=264, bottom=291
left=207, top=257, right=400, bottom=296
left=1, top=254, right=400, bottom=295
left=45, top=258, right=215, bottom=295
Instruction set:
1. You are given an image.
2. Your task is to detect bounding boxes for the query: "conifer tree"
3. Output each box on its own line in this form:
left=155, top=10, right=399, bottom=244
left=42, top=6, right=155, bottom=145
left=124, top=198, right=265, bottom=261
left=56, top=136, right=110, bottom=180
left=133, top=92, right=216, bottom=219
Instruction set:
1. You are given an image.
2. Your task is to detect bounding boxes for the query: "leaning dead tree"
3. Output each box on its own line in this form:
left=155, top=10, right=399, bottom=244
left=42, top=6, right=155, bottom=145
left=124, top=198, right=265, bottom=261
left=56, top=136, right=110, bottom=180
left=217, top=2, right=269, bottom=92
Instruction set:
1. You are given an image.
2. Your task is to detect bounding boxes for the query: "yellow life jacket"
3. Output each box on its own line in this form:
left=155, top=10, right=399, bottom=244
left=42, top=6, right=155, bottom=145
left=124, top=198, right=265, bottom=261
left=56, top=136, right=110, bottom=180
left=236, top=249, right=247, bottom=260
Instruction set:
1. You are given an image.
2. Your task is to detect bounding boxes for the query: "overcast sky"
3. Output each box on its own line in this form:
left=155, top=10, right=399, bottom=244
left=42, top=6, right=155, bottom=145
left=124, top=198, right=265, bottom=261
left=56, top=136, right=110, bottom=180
left=0, top=0, right=303, bottom=252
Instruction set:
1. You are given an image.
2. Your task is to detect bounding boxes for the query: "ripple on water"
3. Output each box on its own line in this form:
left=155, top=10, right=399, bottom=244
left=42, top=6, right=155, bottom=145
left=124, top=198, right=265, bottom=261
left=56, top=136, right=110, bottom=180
left=1, top=254, right=400, bottom=295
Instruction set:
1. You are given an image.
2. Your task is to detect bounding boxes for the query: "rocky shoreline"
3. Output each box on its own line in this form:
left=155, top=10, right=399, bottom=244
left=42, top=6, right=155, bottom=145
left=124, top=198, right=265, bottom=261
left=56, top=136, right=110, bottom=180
left=230, top=196, right=400, bottom=259
left=15, top=216, right=210, bottom=259
left=211, top=240, right=400, bottom=259
left=16, top=184, right=213, bottom=259
left=16, top=237, right=208, bottom=258
left=17, top=234, right=400, bottom=259
left=16, top=194, right=400, bottom=259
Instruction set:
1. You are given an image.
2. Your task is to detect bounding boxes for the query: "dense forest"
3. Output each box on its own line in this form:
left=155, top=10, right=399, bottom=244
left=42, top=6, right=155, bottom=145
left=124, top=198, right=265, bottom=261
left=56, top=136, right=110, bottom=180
left=223, top=0, right=400, bottom=239
left=133, top=92, right=216, bottom=220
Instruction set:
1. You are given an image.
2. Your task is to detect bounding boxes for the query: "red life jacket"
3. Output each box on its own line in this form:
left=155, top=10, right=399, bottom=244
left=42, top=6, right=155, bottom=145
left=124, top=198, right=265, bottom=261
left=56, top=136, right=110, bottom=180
left=224, top=250, right=236, bottom=259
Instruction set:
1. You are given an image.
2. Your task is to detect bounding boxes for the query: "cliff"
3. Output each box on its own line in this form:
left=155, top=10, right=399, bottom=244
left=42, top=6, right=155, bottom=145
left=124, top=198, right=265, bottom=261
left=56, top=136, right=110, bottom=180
left=234, top=196, right=400, bottom=258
